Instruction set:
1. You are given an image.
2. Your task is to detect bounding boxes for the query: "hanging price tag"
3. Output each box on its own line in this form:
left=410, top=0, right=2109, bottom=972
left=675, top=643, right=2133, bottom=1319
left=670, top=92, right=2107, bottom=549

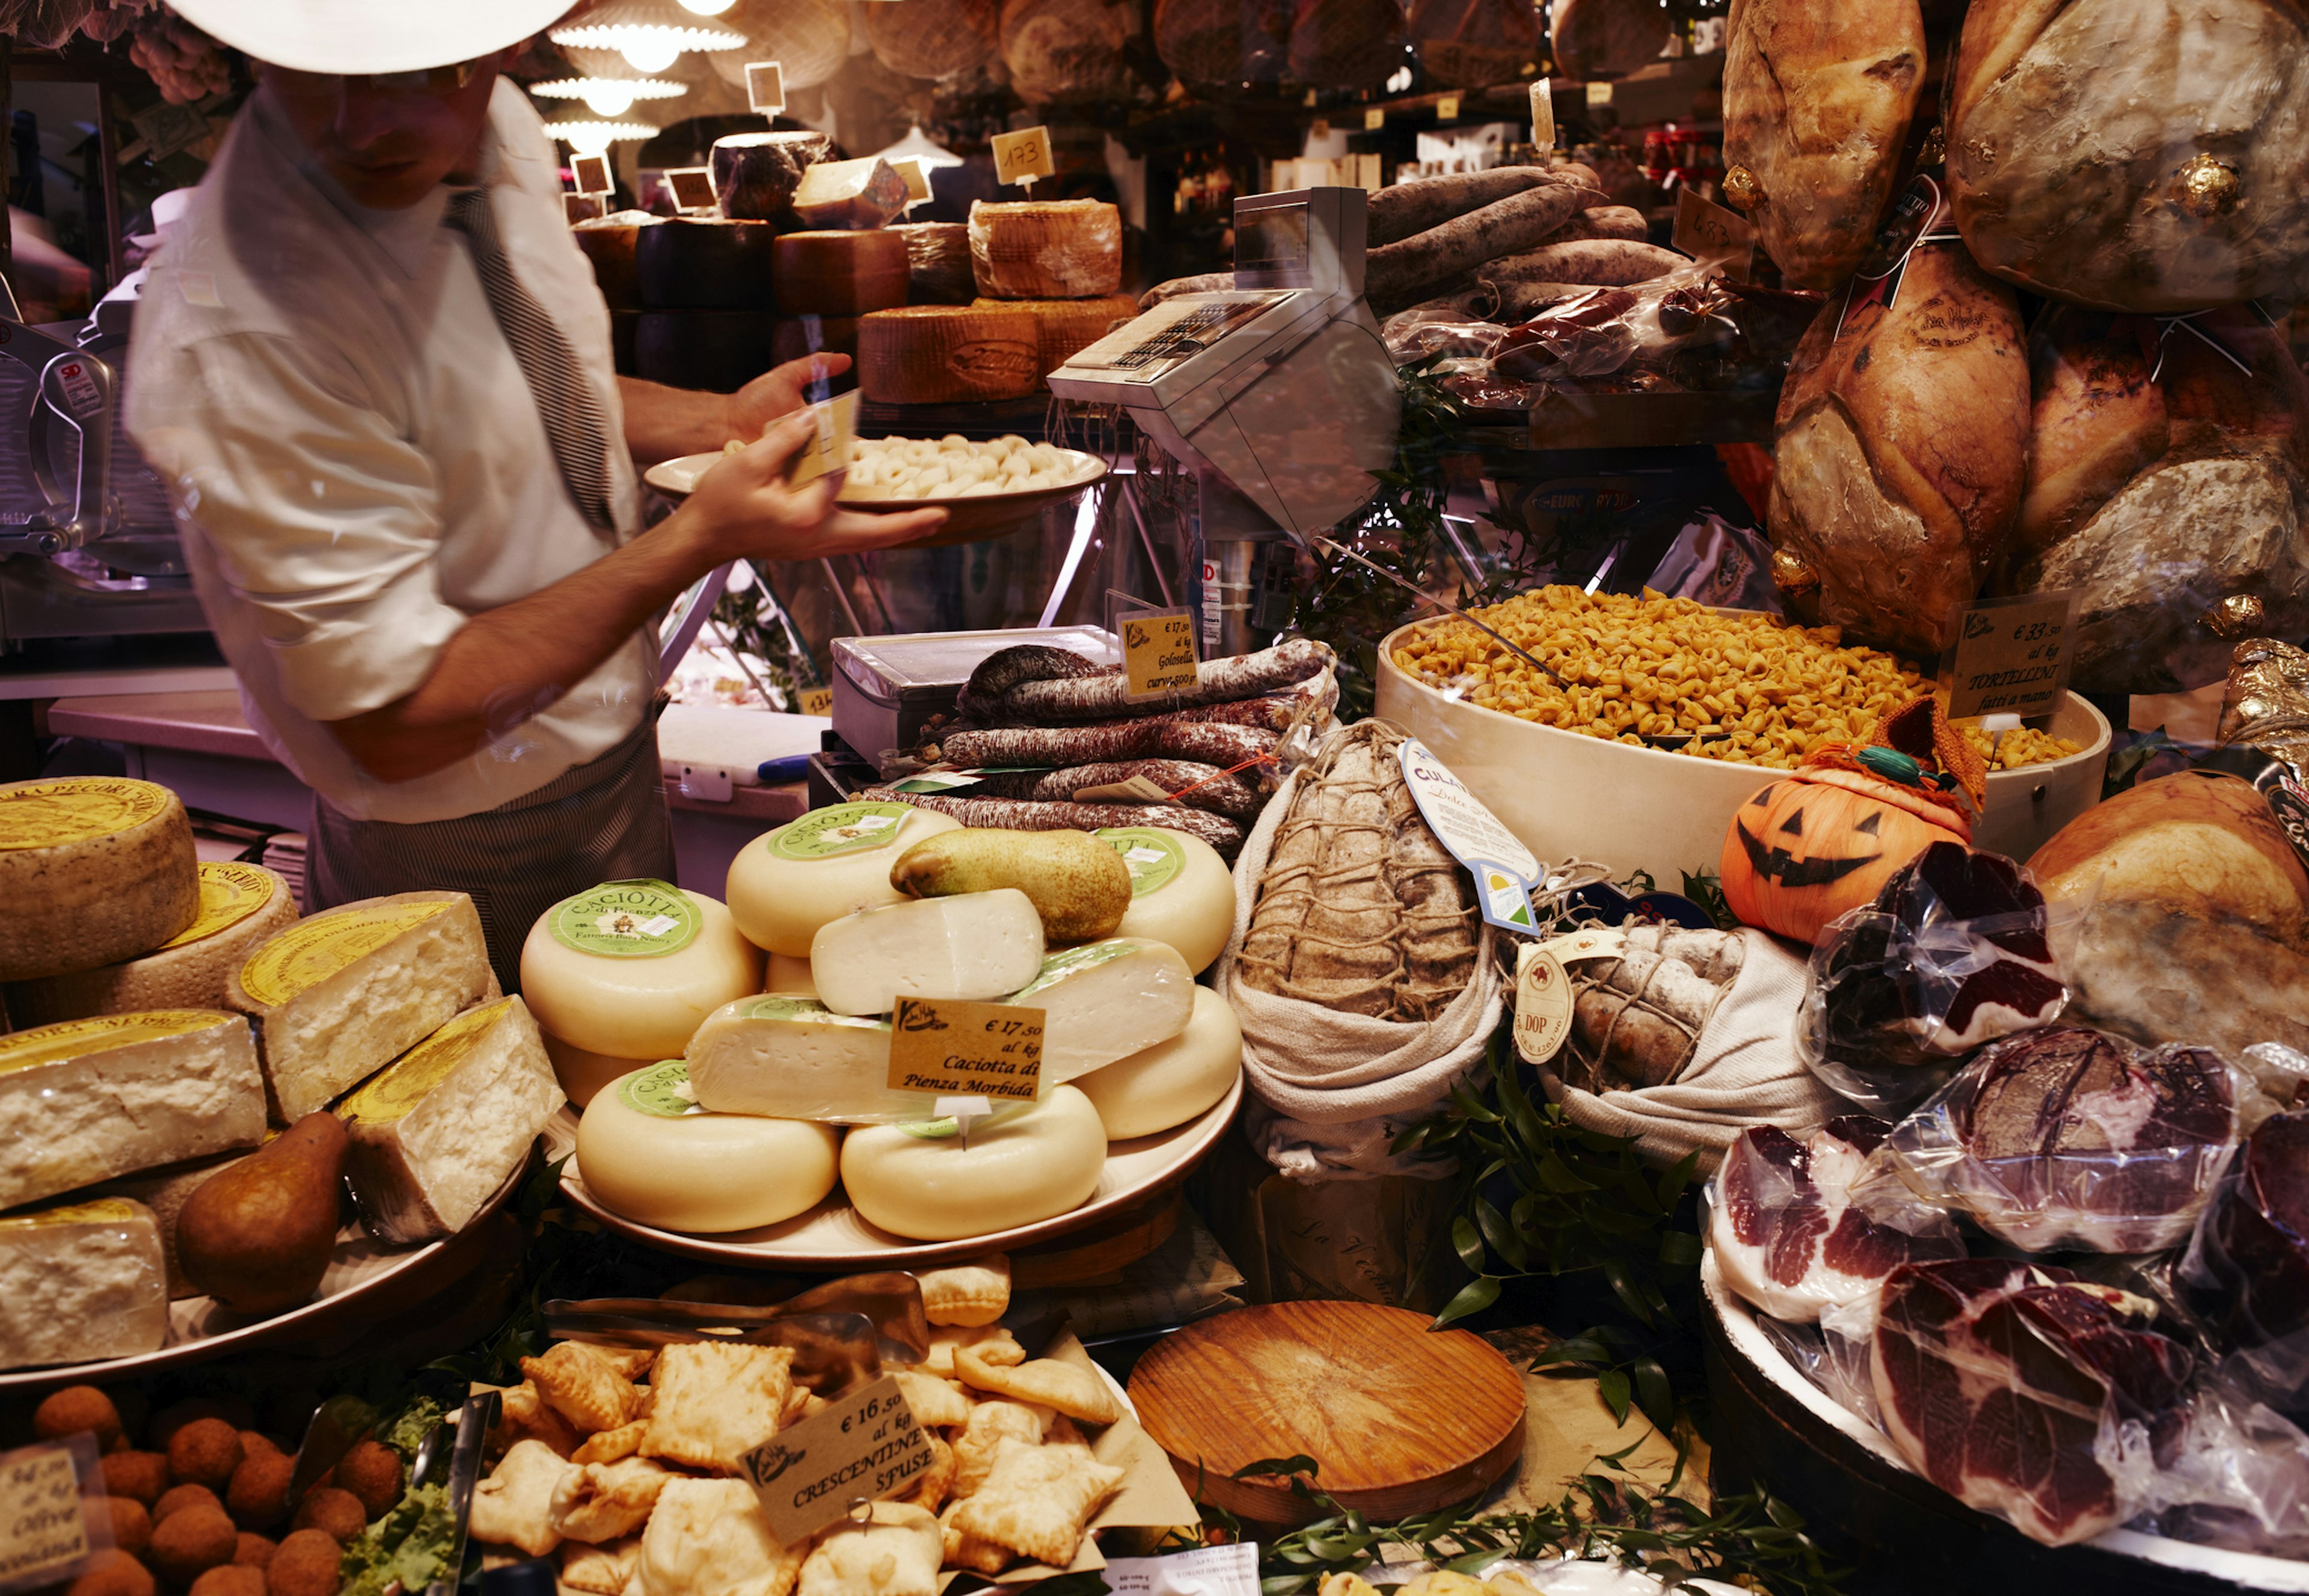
left=571, top=153, right=612, bottom=197
left=1672, top=188, right=1754, bottom=280
left=1123, top=607, right=1200, bottom=699
left=741, top=1377, right=936, bottom=1545
left=1513, top=944, right=1572, bottom=1063
left=886, top=998, right=1044, bottom=1100
left=992, top=126, right=1055, bottom=187
left=1436, top=94, right=1461, bottom=121
left=0, top=1435, right=108, bottom=1596
left=745, top=61, right=785, bottom=115
left=663, top=167, right=717, bottom=215
left=1530, top=81, right=1556, bottom=150
left=1363, top=106, right=1385, bottom=130
left=1942, top=591, right=2081, bottom=722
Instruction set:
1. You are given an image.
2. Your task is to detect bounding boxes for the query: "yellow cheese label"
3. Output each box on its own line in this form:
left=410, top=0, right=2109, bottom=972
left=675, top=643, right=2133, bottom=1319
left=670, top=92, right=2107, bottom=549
left=0, top=1197, right=145, bottom=1232
left=0, top=778, right=171, bottom=851
left=340, top=999, right=511, bottom=1125
left=159, top=862, right=280, bottom=951
left=0, top=1010, right=230, bottom=1076
left=238, top=901, right=453, bottom=1009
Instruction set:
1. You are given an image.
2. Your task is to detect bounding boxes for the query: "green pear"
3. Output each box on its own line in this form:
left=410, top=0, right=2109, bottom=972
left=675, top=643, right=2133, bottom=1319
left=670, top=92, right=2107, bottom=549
left=891, top=827, right=1133, bottom=941
left=176, top=1111, right=347, bottom=1316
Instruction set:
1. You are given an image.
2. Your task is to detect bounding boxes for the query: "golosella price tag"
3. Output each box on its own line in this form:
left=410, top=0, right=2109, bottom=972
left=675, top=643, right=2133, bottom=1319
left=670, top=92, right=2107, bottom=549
left=886, top=998, right=1044, bottom=1101
left=1123, top=608, right=1200, bottom=700
left=741, top=1376, right=935, bottom=1545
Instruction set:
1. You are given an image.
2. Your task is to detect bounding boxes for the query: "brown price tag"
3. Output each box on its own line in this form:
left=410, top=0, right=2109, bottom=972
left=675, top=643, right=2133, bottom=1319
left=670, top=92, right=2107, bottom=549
left=796, top=686, right=833, bottom=717
left=1943, top=592, right=2079, bottom=722
left=1672, top=188, right=1755, bottom=280
left=886, top=998, right=1044, bottom=1100
left=0, top=1437, right=105, bottom=1595
left=1123, top=608, right=1198, bottom=700
left=992, top=126, right=1055, bottom=186
left=741, top=1377, right=936, bottom=1546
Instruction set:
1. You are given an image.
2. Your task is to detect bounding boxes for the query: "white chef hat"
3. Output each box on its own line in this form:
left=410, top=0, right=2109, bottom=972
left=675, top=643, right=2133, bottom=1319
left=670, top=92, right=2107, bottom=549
left=164, top=0, right=574, bottom=76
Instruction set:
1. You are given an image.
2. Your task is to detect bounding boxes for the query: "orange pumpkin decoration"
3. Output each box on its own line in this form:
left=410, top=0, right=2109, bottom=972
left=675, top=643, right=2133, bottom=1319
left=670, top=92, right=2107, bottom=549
left=1719, top=699, right=1987, bottom=945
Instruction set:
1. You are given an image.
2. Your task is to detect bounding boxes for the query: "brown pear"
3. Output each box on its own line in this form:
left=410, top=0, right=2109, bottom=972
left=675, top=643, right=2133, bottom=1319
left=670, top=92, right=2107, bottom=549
left=176, top=1112, right=348, bottom=1316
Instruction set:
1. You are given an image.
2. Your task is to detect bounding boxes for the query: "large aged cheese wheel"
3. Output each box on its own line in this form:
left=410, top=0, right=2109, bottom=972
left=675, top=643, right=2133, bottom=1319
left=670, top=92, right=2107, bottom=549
left=859, top=305, right=1043, bottom=404
left=0, top=778, right=198, bottom=983
left=1156, top=0, right=1405, bottom=90
left=719, top=0, right=850, bottom=89
left=1947, top=0, right=2309, bottom=312
left=1409, top=0, right=1539, bottom=89
left=1548, top=0, right=1668, bottom=80
left=1001, top=0, right=1135, bottom=102
left=868, top=0, right=999, bottom=79
left=634, top=218, right=779, bottom=312
left=1721, top=0, right=1927, bottom=290
left=969, top=201, right=1123, bottom=299
left=1998, top=307, right=2309, bottom=695
left=1767, top=242, right=2029, bottom=657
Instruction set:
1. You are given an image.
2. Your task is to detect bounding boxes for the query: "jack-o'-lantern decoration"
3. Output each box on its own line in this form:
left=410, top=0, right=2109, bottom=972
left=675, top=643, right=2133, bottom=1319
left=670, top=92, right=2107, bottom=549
left=1720, top=699, right=1987, bottom=945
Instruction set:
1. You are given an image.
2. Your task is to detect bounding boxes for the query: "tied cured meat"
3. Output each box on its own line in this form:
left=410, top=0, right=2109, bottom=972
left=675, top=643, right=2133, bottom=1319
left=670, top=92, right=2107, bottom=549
left=1721, top=0, right=1927, bottom=290
left=956, top=644, right=1109, bottom=721
left=958, top=760, right=1263, bottom=821
left=932, top=720, right=1278, bottom=773
left=1871, top=1258, right=2195, bottom=1546
left=1408, top=0, right=1540, bottom=88
left=1947, top=0, right=2309, bottom=313
left=1365, top=168, right=1577, bottom=249
left=2186, top=1111, right=2309, bottom=1405
left=996, top=639, right=1333, bottom=722
left=1710, top=1119, right=1964, bottom=1324
left=862, top=787, right=1248, bottom=858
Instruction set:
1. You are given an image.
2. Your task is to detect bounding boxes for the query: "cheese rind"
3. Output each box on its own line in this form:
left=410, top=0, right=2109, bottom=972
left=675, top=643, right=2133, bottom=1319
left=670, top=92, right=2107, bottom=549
left=1099, top=827, right=1235, bottom=974
left=839, top=1085, right=1106, bottom=1241
left=974, top=294, right=1139, bottom=379
left=808, top=889, right=1047, bottom=1016
left=895, top=222, right=975, bottom=304
left=229, top=891, right=498, bottom=1122
left=967, top=200, right=1123, bottom=299
left=541, top=1031, right=654, bottom=1112
left=858, top=305, right=1041, bottom=405
left=578, top=1061, right=841, bottom=1233
left=1002, top=938, right=1195, bottom=1081
left=1074, top=984, right=1241, bottom=1138
left=685, top=996, right=926, bottom=1122
left=765, top=953, right=819, bottom=998
left=0, top=776, right=200, bottom=982
left=0, top=1198, right=168, bottom=1369
left=0, top=1009, right=265, bottom=1210
left=520, top=882, right=764, bottom=1062
left=773, top=229, right=910, bottom=315
left=340, top=996, right=566, bottom=1244
left=5, top=861, right=299, bottom=1027
left=726, top=803, right=961, bottom=957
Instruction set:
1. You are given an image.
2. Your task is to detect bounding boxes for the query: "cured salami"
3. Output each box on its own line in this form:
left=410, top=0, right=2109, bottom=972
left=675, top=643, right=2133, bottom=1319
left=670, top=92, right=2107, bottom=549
left=932, top=720, right=1278, bottom=772
left=962, top=760, right=1264, bottom=820
left=998, top=639, right=1332, bottom=722
left=1365, top=183, right=1605, bottom=309
left=863, top=788, right=1248, bottom=856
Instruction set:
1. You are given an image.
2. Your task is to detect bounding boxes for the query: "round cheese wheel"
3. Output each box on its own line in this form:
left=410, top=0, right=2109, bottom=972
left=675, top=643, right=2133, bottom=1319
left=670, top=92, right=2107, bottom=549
left=840, top=1085, right=1106, bottom=1241
left=1100, top=827, right=1236, bottom=974
left=540, top=1031, right=653, bottom=1111
left=765, top=952, right=819, bottom=998
left=727, top=803, right=962, bottom=957
left=521, top=881, right=764, bottom=1062
left=1073, top=984, right=1241, bottom=1139
left=4, top=861, right=297, bottom=1027
left=773, top=230, right=910, bottom=317
left=635, top=218, right=782, bottom=311
left=578, top=1061, right=842, bottom=1233
left=0, top=777, right=199, bottom=983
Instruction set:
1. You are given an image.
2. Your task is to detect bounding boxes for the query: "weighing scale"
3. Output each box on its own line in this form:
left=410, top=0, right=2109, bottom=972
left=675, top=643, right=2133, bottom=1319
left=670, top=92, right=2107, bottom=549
left=1047, top=186, right=1402, bottom=655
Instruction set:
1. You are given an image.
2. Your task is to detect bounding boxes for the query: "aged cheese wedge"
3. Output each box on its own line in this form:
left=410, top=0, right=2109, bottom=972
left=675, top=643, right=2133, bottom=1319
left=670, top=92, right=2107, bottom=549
left=229, top=891, right=497, bottom=1122
left=1002, top=938, right=1195, bottom=1081
left=578, top=1061, right=841, bottom=1233
left=0, top=1009, right=265, bottom=1210
left=5, top=861, right=299, bottom=1027
left=1074, top=984, right=1241, bottom=1138
left=858, top=305, right=1041, bottom=405
left=340, top=996, right=565, bottom=1244
left=967, top=200, right=1122, bottom=299
left=0, top=776, right=200, bottom=982
left=839, top=1086, right=1106, bottom=1241
left=1099, top=826, right=1235, bottom=974
left=685, top=996, right=926, bottom=1122
left=0, top=1198, right=168, bottom=1369
left=521, top=880, right=763, bottom=1063
left=87, top=1143, right=261, bottom=1300
left=541, top=1032, right=654, bottom=1113
left=790, top=156, right=909, bottom=230
left=726, top=802, right=961, bottom=957
left=808, top=889, right=1046, bottom=1016
left=773, top=229, right=909, bottom=315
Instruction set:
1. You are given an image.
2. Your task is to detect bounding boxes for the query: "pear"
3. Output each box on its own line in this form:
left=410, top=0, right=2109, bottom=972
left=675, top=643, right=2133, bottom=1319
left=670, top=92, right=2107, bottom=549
left=176, top=1111, right=348, bottom=1316
left=891, top=827, right=1133, bottom=941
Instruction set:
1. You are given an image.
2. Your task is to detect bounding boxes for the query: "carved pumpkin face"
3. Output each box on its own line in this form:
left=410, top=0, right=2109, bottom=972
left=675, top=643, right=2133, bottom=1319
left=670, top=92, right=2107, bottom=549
left=1719, top=768, right=1971, bottom=946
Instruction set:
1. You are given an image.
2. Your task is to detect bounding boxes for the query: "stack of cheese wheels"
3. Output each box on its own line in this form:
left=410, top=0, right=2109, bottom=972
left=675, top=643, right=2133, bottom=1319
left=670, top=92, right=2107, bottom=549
left=519, top=879, right=764, bottom=1108
left=4, top=858, right=297, bottom=1025
left=857, top=304, right=1042, bottom=406
left=0, top=776, right=201, bottom=984
left=967, top=200, right=1124, bottom=301
left=633, top=217, right=783, bottom=394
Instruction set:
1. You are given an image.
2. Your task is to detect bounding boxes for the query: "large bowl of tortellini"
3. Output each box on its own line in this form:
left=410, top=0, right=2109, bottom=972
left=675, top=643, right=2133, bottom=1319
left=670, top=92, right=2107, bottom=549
left=838, top=435, right=1108, bottom=545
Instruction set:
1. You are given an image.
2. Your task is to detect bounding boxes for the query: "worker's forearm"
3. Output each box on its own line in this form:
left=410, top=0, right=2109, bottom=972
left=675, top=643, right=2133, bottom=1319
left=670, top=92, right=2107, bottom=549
left=327, top=507, right=722, bottom=784
left=618, top=376, right=734, bottom=466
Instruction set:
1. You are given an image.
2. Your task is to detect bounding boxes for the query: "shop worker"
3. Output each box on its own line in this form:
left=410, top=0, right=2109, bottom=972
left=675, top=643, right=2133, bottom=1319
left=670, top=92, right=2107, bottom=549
left=127, top=0, right=942, bottom=987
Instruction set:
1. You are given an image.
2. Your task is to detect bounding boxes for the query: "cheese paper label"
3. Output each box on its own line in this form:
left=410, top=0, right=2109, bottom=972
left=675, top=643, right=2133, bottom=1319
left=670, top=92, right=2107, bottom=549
left=886, top=998, right=1043, bottom=1101
left=770, top=803, right=912, bottom=860
left=743, top=1375, right=935, bottom=1545
left=340, top=999, right=511, bottom=1125
left=1099, top=828, right=1184, bottom=896
left=1396, top=738, right=1542, bottom=931
left=1943, top=591, right=2080, bottom=721
left=1123, top=608, right=1200, bottom=700
left=0, top=1434, right=106, bottom=1596
left=162, top=861, right=279, bottom=950
left=619, top=1060, right=708, bottom=1120
left=0, top=1010, right=230, bottom=1076
left=238, top=901, right=453, bottom=1008
left=0, top=778, right=170, bottom=850
left=550, top=880, right=701, bottom=959
left=1513, top=944, right=1574, bottom=1064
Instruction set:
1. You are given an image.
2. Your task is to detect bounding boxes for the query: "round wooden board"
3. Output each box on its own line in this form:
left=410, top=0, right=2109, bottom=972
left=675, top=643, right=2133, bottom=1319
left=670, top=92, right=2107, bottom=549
left=1128, top=1301, right=1527, bottom=1526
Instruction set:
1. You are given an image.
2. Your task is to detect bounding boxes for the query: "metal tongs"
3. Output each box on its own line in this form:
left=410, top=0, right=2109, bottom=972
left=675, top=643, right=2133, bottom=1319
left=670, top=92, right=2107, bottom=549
left=412, top=1391, right=501, bottom=1596
left=543, top=1272, right=933, bottom=1397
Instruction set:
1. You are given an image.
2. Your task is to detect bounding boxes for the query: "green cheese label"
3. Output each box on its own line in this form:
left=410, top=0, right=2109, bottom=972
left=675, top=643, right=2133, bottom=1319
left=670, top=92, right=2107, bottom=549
left=550, top=879, right=701, bottom=958
left=768, top=803, right=914, bottom=861
left=619, top=1060, right=706, bottom=1119
left=737, top=996, right=889, bottom=1031
left=1097, top=828, right=1184, bottom=897
left=898, top=1117, right=961, bottom=1139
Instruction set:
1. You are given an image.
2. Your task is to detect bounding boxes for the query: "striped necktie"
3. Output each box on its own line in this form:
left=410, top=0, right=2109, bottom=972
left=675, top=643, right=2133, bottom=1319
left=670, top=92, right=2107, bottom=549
left=444, top=187, right=618, bottom=534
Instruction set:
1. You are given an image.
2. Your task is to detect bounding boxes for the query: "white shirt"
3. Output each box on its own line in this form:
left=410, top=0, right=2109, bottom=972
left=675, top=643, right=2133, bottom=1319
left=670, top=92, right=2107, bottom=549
left=127, top=80, right=654, bottom=824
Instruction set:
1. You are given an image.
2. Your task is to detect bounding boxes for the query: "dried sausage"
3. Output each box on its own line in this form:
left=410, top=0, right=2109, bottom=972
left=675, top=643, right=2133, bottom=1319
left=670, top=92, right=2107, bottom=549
left=863, top=788, right=1248, bottom=857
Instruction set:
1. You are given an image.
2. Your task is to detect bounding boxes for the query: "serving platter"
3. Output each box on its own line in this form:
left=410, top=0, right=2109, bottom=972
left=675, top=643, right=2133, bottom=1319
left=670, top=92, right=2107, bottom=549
left=547, top=1073, right=1242, bottom=1271
left=642, top=446, right=1108, bottom=550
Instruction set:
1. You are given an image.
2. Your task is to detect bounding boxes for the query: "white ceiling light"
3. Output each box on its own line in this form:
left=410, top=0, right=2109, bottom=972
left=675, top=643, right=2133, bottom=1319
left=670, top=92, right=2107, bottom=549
left=550, top=0, right=746, bottom=76
left=542, top=106, right=664, bottom=157
left=675, top=0, right=737, bottom=13
left=871, top=124, right=964, bottom=171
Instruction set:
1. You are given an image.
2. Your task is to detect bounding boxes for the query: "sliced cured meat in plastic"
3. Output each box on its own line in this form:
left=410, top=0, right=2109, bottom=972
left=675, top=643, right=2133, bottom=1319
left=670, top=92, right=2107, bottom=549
left=1872, top=1026, right=2239, bottom=1253
left=2185, top=1110, right=2309, bottom=1407
left=1871, top=1257, right=2194, bottom=1547
left=1710, top=1120, right=1963, bottom=1322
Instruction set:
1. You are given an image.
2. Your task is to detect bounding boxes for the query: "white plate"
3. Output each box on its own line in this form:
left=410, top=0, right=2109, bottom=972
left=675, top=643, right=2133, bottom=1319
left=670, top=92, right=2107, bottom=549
left=0, top=1163, right=525, bottom=1390
left=548, top=1073, right=1242, bottom=1270
left=643, top=446, right=1106, bottom=503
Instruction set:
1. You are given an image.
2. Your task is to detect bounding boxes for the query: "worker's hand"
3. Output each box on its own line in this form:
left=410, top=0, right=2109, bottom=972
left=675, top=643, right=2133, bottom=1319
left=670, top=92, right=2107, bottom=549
left=681, top=410, right=945, bottom=563
left=726, top=353, right=853, bottom=444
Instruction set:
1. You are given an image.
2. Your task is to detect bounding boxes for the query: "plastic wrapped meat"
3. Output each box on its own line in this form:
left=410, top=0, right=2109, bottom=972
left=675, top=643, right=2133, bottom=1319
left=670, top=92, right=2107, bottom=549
left=1710, top=1117, right=1964, bottom=1323
left=1801, top=840, right=2066, bottom=1111
left=1875, top=1028, right=2239, bottom=1253
left=1872, top=1257, right=2195, bottom=1547
left=2185, top=1111, right=2309, bottom=1407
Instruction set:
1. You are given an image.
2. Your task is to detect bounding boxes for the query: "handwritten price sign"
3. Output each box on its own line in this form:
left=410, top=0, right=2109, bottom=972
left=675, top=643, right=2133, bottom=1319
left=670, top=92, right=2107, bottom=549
left=1123, top=607, right=1199, bottom=699
left=885, top=998, right=1044, bottom=1100
left=992, top=126, right=1055, bottom=187
left=1943, top=591, right=2080, bottom=720
left=742, top=1377, right=934, bottom=1545
left=0, top=1437, right=105, bottom=1595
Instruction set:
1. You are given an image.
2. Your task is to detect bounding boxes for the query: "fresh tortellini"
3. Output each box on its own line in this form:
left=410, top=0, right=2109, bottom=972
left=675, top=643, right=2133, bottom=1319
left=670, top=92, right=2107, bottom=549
left=839, top=434, right=1097, bottom=502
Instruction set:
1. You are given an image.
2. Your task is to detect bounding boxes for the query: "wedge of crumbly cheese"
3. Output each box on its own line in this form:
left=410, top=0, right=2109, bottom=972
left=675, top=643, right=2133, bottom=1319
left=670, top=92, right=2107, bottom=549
left=0, top=1009, right=265, bottom=1210
left=339, top=996, right=564, bottom=1244
left=1001, top=938, right=1194, bottom=1081
left=0, top=1197, right=168, bottom=1370
left=230, top=890, right=498, bottom=1121
left=685, top=996, right=930, bottom=1123
left=90, top=1142, right=262, bottom=1299
left=4, top=861, right=299, bottom=1027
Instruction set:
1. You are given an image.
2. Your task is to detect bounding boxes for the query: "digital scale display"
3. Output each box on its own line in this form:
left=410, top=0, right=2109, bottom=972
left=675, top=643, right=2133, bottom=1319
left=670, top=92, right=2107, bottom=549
left=1236, top=209, right=1310, bottom=276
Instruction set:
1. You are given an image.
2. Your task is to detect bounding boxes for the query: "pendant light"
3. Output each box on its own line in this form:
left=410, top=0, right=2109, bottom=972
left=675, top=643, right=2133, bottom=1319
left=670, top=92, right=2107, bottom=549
left=550, top=0, right=746, bottom=76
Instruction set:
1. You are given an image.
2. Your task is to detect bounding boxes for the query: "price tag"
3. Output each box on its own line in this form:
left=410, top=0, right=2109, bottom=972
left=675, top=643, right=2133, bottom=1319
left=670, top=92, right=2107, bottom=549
left=1303, top=88, right=1319, bottom=108
left=1436, top=94, right=1461, bottom=121
left=1585, top=80, right=1613, bottom=108
left=786, top=390, right=858, bottom=490
left=571, top=153, right=612, bottom=197
left=562, top=192, right=603, bottom=225
left=1942, top=591, right=2081, bottom=722
left=745, top=60, right=785, bottom=115
left=741, top=1376, right=936, bottom=1545
left=1513, top=944, right=1573, bottom=1064
left=1535, top=926, right=1626, bottom=965
left=796, top=686, right=834, bottom=717
left=1310, top=118, right=1330, bottom=140
left=0, top=1436, right=107, bottom=1596
left=886, top=997, right=1044, bottom=1100
left=1363, top=106, right=1385, bottom=130
left=1122, top=607, right=1199, bottom=699
left=890, top=156, right=931, bottom=206
left=1530, top=81, right=1555, bottom=150
left=663, top=166, right=717, bottom=215
left=1071, top=773, right=1174, bottom=804
left=1396, top=737, right=1542, bottom=932
left=1355, top=152, right=1382, bottom=192
left=992, top=126, right=1055, bottom=187
left=1672, top=188, right=1754, bottom=280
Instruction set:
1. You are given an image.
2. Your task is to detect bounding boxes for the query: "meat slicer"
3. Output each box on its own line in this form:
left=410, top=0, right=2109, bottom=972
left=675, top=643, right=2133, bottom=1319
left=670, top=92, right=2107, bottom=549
left=1047, top=186, right=1402, bottom=656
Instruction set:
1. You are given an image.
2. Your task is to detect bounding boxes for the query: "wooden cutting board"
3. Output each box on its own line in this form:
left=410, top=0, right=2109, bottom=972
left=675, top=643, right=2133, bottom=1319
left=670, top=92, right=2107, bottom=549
left=1127, top=1300, right=1527, bottom=1525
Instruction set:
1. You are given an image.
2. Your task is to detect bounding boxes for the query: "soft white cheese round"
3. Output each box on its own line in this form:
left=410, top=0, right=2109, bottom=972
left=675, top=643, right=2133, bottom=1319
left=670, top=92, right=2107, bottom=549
left=727, top=803, right=961, bottom=957
left=839, top=1085, right=1105, bottom=1241
left=765, top=953, right=818, bottom=997
left=1073, top=984, right=1241, bottom=1139
left=1099, top=827, right=1236, bottom=975
left=521, top=882, right=762, bottom=1061
left=540, top=1030, right=653, bottom=1111
left=808, top=888, right=1046, bottom=1016
left=577, top=1061, right=841, bottom=1233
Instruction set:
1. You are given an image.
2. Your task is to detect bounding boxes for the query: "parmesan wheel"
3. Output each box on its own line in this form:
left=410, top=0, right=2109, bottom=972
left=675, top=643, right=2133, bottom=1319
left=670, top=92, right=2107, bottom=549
left=578, top=1062, right=841, bottom=1234
left=634, top=218, right=782, bottom=311
left=839, top=1086, right=1107, bottom=1240
left=973, top=294, right=1139, bottom=378
left=967, top=201, right=1123, bottom=299
left=520, top=881, right=764, bottom=1062
left=540, top=1031, right=652, bottom=1112
left=773, top=230, right=910, bottom=316
left=0, top=778, right=199, bottom=983
left=894, top=222, right=977, bottom=305
left=858, top=306, right=1042, bottom=405
left=4, top=861, right=296, bottom=1025
left=726, top=803, right=963, bottom=957
left=1098, top=826, right=1235, bottom=974
left=1073, top=985, right=1241, bottom=1139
